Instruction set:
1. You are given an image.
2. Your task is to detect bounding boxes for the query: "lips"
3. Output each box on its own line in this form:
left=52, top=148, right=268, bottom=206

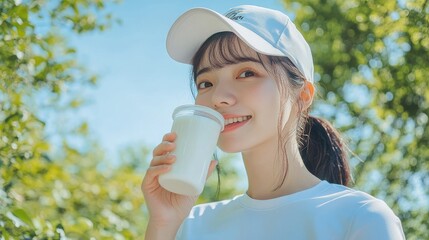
left=222, top=114, right=252, bottom=133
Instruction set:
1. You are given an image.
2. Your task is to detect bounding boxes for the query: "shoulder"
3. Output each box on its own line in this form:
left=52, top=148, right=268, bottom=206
left=351, top=199, right=404, bottom=237
left=321, top=183, right=405, bottom=239
left=323, top=183, right=400, bottom=220
left=321, top=182, right=389, bottom=206
left=313, top=182, right=384, bottom=208
left=332, top=186, right=406, bottom=239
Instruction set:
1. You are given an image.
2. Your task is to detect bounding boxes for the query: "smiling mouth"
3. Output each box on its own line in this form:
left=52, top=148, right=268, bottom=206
left=224, top=115, right=252, bottom=126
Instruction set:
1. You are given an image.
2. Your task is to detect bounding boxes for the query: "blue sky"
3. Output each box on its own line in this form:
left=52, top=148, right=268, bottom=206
left=72, top=0, right=286, bottom=162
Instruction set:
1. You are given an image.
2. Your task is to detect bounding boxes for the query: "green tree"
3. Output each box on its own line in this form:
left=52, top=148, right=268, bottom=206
left=0, top=0, right=156, bottom=238
left=283, top=0, right=428, bottom=238
left=7, top=143, right=148, bottom=238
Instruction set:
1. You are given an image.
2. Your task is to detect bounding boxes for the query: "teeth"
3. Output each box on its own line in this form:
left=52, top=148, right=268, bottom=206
left=225, top=115, right=251, bottom=125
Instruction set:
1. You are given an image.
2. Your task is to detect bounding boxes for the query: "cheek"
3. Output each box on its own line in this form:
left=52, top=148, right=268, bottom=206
left=250, top=80, right=282, bottom=115
left=246, top=80, right=282, bottom=131
left=251, top=81, right=298, bottom=132
left=195, top=95, right=209, bottom=107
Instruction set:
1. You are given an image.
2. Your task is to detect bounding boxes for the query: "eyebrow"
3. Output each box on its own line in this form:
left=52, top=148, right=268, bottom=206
left=195, top=57, right=262, bottom=78
left=196, top=67, right=213, bottom=78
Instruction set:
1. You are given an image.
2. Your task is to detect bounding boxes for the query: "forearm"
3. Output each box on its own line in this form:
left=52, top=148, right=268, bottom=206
left=145, top=219, right=182, bottom=240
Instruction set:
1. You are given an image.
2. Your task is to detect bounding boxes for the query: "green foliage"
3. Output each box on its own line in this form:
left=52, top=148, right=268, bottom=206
left=283, top=0, right=429, bottom=238
left=4, top=144, right=147, bottom=239
left=0, top=0, right=152, bottom=238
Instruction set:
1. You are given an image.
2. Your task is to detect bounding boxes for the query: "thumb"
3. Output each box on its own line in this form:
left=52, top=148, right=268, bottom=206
left=206, top=160, right=218, bottom=180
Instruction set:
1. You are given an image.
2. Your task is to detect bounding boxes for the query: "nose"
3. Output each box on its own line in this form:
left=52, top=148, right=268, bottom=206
left=211, top=80, right=236, bottom=109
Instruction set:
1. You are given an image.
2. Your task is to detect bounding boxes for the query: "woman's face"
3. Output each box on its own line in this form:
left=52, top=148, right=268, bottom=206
left=194, top=39, right=295, bottom=153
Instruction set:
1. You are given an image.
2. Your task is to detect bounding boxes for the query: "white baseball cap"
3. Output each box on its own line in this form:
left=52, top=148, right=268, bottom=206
left=166, top=5, right=314, bottom=83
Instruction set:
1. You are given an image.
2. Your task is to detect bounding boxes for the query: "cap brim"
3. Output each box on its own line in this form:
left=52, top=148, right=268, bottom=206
left=166, top=8, right=284, bottom=64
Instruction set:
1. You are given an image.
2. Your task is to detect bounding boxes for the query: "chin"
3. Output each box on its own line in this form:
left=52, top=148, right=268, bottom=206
left=217, top=140, right=245, bottom=153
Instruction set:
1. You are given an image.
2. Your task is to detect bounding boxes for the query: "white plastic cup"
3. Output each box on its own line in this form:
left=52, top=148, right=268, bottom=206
left=158, top=104, right=224, bottom=196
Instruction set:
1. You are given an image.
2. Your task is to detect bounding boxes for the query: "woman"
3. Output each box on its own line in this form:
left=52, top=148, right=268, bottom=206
left=142, top=5, right=405, bottom=240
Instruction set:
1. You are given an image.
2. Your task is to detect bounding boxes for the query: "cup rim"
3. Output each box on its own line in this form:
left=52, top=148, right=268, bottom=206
left=172, top=104, right=225, bottom=130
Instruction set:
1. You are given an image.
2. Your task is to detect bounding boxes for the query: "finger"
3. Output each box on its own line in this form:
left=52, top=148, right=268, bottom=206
left=142, top=165, right=171, bottom=192
left=150, top=154, right=176, bottom=167
left=162, top=132, right=177, bottom=142
left=206, top=160, right=219, bottom=180
left=152, top=141, right=176, bottom=156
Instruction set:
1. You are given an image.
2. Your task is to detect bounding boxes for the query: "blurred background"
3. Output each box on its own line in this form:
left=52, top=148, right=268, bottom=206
left=1, top=0, right=428, bottom=239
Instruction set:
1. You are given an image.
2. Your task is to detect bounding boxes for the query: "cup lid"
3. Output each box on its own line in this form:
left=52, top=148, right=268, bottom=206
left=172, top=104, right=225, bottom=131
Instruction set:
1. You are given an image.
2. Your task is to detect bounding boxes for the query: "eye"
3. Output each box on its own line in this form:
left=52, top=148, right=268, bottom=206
left=197, top=81, right=213, bottom=90
left=238, top=70, right=255, bottom=78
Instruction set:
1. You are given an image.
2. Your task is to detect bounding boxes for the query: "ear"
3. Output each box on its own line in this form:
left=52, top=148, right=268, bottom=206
left=300, top=81, right=315, bottom=109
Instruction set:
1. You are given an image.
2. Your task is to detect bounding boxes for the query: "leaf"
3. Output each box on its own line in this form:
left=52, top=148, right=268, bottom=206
left=11, top=208, right=34, bottom=228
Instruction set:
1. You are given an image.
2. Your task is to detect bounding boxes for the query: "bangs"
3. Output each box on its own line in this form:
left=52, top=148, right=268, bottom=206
left=192, top=32, right=264, bottom=80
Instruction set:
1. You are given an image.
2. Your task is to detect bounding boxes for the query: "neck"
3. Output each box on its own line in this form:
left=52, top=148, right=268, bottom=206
left=241, top=136, right=320, bottom=200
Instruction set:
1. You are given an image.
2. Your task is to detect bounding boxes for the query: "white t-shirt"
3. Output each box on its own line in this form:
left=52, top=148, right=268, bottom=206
left=176, top=181, right=405, bottom=240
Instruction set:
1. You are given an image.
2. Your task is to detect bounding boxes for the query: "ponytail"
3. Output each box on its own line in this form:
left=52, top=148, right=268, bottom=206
left=299, top=116, right=351, bottom=186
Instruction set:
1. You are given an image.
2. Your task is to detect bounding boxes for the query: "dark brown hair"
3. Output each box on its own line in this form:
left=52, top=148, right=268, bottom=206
left=192, top=32, right=351, bottom=187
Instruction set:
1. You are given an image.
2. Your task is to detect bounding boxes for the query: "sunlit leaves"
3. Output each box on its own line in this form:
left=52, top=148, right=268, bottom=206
left=0, top=0, right=135, bottom=238
left=284, top=0, right=428, bottom=238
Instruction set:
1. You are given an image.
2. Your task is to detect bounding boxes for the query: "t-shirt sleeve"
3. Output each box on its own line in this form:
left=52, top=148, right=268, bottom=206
left=347, top=199, right=406, bottom=240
